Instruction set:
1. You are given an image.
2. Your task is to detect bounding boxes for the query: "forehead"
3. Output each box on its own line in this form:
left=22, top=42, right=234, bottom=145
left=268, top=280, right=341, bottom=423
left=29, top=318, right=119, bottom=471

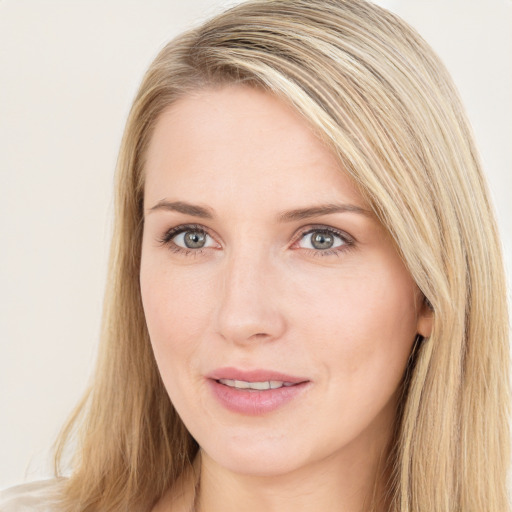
left=143, top=85, right=365, bottom=211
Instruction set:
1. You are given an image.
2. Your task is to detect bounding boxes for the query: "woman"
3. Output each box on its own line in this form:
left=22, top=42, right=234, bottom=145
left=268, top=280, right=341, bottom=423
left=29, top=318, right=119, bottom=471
left=1, top=0, right=509, bottom=511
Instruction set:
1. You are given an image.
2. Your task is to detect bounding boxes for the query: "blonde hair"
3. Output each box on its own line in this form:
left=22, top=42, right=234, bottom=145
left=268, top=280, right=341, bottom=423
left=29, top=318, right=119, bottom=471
left=54, top=1, right=510, bottom=511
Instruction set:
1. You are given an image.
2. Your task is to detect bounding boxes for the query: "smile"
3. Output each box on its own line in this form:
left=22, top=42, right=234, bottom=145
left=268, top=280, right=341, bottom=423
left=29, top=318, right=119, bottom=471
left=217, top=379, right=296, bottom=390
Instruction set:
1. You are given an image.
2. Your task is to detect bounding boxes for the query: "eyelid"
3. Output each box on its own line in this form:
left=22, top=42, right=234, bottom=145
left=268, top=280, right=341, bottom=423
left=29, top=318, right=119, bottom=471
left=158, top=223, right=355, bottom=257
left=288, top=225, right=356, bottom=259
left=159, top=223, right=220, bottom=248
left=291, top=224, right=355, bottom=246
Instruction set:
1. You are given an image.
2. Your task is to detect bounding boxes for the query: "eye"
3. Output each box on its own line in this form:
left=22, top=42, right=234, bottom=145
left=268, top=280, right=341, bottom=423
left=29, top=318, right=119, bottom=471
left=296, top=227, right=352, bottom=254
left=173, top=229, right=213, bottom=249
left=159, top=224, right=218, bottom=254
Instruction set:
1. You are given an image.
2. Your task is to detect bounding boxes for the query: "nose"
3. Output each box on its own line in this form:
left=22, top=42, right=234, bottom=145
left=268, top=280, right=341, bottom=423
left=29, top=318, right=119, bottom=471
left=214, top=247, right=287, bottom=346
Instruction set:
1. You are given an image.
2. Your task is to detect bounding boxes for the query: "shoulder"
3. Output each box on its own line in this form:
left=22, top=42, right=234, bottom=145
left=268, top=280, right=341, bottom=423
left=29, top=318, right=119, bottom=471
left=0, top=479, right=65, bottom=512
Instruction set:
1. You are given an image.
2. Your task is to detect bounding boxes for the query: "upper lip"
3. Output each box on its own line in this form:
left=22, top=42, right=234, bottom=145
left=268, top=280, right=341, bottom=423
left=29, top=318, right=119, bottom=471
left=207, top=367, right=309, bottom=384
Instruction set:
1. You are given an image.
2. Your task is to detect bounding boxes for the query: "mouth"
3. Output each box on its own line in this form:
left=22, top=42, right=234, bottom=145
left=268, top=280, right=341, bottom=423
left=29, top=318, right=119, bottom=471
left=207, top=367, right=310, bottom=415
left=216, top=379, right=298, bottom=391
left=208, top=367, right=309, bottom=387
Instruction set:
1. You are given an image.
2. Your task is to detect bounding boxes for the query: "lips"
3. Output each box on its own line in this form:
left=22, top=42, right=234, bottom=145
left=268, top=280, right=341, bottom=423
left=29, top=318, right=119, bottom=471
left=217, top=379, right=296, bottom=390
left=207, top=367, right=309, bottom=384
left=206, top=367, right=310, bottom=415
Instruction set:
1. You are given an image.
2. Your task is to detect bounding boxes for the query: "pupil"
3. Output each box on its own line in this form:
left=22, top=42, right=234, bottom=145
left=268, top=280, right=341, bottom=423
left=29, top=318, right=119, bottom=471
left=184, top=231, right=206, bottom=248
left=311, top=232, right=333, bottom=250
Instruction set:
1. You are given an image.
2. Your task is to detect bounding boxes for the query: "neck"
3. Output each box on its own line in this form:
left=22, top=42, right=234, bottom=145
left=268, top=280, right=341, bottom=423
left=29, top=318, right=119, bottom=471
left=196, top=431, right=392, bottom=512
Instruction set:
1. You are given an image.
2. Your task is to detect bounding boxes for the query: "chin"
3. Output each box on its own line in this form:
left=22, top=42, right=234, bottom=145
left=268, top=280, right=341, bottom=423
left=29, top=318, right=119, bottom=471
left=212, top=451, right=305, bottom=478
left=200, top=430, right=314, bottom=478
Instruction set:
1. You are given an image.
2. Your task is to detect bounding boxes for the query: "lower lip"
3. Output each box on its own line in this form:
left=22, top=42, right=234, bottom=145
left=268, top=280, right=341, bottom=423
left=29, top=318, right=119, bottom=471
left=207, top=379, right=309, bottom=415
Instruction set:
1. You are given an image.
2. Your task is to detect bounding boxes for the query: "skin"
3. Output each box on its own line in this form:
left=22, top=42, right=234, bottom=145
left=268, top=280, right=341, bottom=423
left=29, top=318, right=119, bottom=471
left=141, top=85, right=432, bottom=512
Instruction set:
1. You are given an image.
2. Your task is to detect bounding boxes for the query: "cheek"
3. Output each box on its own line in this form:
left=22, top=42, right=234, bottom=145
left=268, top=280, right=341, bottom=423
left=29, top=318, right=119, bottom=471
left=290, top=261, right=418, bottom=387
left=140, top=258, right=224, bottom=426
left=287, top=271, right=417, bottom=450
left=139, top=255, right=216, bottom=374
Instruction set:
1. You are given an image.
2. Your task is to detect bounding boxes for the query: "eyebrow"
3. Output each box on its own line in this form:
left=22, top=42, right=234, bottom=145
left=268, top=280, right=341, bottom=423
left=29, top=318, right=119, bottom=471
left=148, top=200, right=214, bottom=218
left=147, top=200, right=371, bottom=221
left=276, top=203, right=371, bottom=222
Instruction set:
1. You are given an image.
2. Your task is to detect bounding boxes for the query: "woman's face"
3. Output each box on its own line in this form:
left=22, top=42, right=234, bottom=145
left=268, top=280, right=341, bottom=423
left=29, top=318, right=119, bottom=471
left=140, top=85, right=431, bottom=477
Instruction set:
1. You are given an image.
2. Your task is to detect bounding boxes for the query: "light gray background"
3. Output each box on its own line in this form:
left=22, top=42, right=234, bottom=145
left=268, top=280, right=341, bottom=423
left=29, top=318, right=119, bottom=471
left=1, top=0, right=511, bottom=489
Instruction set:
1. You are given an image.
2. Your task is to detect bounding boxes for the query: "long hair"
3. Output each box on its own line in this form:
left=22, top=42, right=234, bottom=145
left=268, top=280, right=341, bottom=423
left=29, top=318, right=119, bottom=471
left=54, top=1, right=510, bottom=510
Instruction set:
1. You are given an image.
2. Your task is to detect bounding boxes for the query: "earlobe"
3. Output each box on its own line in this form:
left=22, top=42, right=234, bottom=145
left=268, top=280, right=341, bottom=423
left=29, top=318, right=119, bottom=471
left=417, top=297, right=433, bottom=338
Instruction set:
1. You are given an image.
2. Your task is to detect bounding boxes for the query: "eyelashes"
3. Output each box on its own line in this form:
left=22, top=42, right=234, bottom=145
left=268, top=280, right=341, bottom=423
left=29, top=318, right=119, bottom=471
left=158, top=224, right=214, bottom=257
left=158, top=223, right=355, bottom=259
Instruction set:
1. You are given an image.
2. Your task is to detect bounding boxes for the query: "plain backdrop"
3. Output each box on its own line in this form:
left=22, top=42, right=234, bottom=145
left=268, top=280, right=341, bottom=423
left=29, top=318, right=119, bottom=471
left=1, top=0, right=511, bottom=489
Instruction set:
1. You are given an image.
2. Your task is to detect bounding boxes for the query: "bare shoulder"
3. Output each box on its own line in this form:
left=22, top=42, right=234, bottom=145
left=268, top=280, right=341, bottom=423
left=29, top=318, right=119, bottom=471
left=0, top=479, right=65, bottom=512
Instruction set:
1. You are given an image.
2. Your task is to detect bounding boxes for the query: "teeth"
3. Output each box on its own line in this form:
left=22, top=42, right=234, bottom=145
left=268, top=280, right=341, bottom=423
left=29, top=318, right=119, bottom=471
left=234, top=379, right=250, bottom=389
left=218, top=379, right=295, bottom=390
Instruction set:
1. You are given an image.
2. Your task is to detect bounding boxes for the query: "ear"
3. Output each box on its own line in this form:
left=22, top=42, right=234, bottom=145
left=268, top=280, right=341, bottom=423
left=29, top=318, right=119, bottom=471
left=416, top=296, right=433, bottom=338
